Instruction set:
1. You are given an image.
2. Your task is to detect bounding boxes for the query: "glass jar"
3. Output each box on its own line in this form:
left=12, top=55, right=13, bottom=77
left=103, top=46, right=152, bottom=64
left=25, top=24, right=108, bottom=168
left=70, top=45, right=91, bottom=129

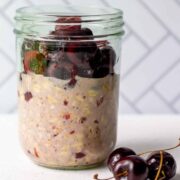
left=14, top=5, right=124, bottom=169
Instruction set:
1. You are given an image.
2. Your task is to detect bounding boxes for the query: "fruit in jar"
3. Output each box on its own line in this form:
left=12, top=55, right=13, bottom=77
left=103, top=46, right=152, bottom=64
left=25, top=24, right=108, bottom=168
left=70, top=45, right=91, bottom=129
left=77, top=68, right=94, bottom=78
left=23, top=51, right=47, bottom=74
left=55, top=16, right=81, bottom=31
left=45, top=61, right=77, bottom=80
left=100, top=46, right=116, bottom=69
left=22, top=16, right=117, bottom=79
left=23, top=50, right=38, bottom=72
left=66, top=41, right=98, bottom=69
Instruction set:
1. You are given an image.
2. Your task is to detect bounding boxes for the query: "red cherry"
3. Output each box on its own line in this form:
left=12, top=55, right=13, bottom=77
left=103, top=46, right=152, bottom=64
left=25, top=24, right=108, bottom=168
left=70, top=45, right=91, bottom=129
left=45, top=61, right=77, bottom=80
left=100, top=46, right=116, bottom=67
left=50, top=27, right=93, bottom=40
left=65, top=41, right=98, bottom=69
left=55, top=16, right=81, bottom=31
left=113, top=155, right=148, bottom=180
left=146, top=151, right=176, bottom=180
left=107, top=147, right=136, bottom=172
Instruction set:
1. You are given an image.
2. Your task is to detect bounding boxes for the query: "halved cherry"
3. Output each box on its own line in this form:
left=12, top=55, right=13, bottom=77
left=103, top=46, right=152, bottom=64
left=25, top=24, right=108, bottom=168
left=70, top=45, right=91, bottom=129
left=51, top=27, right=93, bottom=40
left=66, top=41, right=98, bottom=69
left=45, top=61, right=77, bottom=80
left=55, top=16, right=81, bottom=31
left=77, top=67, right=94, bottom=78
left=100, top=46, right=116, bottom=67
left=93, top=67, right=110, bottom=78
left=23, top=50, right=39, bottom=72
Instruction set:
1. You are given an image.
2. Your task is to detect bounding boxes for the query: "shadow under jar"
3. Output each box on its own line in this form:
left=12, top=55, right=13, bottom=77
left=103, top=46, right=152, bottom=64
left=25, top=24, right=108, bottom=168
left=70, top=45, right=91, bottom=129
left=14, top=5, right=124, bottom=169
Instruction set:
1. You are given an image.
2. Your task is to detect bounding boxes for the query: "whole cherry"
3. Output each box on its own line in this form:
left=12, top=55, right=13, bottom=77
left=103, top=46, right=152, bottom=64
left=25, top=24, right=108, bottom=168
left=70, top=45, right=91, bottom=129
left=107, top=147, right=136, bottom=172
left=113, top=155, right=148, bottom=180
left=146, top=151, right=176, bottom=180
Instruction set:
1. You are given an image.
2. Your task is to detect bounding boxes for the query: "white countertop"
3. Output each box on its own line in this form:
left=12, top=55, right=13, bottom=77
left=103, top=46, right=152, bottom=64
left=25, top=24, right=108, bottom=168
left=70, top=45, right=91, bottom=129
left=0, top=115, right=179, bottom=180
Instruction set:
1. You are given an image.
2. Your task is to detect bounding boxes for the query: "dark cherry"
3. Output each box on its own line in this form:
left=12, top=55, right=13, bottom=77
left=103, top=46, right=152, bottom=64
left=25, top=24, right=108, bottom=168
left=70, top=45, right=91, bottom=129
left=90, top=46, right=116, bottom=71
left=47, top=50, right=68, bottom=63
left=55, top=16, right=81, bottom=31
left=113, top=155, right=148, bottom=180
left=93, top=67, right=110, bottom=78
left=45, top=61, right=77, bottom=80
left=66, top=41, right=98, bottom=69
left=100, top=46, right=116, bottom=67
left=77, top=67, right=94, bottom=78
left=50, top=30, right=77, bottom=39
left=107, top=147, right=136, bottom=172
left=50, top=27, right=93, bottom=40
left=146, top=151, right=176, bottom=180
left=45, top=38, right=63, bottom=52
left=45, top=62, right=70, bottom=80
left=81, top=28, right=93, bottom=36
left=70, top=28, right=93, bottom=40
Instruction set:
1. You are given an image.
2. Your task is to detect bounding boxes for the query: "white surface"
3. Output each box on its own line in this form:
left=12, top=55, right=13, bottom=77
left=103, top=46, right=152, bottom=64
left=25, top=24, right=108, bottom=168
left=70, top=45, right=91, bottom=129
left=0, top=115, right=180, bottom=180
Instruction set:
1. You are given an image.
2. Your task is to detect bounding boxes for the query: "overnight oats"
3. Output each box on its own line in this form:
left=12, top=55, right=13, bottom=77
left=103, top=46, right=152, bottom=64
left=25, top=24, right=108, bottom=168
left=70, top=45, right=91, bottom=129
left=15, top=6, right=124, bottom=169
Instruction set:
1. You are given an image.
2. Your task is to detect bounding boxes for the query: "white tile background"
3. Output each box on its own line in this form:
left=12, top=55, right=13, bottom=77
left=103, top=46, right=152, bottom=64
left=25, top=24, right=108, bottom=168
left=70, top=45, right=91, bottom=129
left=0, top=0, right=180, bottom=114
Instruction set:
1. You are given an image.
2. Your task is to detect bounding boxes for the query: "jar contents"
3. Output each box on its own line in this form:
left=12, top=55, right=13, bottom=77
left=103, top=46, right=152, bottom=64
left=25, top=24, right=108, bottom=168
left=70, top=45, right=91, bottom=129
left=18, top=16, right=120, bottom=168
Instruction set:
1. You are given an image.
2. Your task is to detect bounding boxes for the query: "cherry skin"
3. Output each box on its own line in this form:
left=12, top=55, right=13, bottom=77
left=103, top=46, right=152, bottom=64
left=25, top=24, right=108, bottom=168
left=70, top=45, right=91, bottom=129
left=93, top=67, right=110, bottom=78
left=100, top=46, right=116, bottom=68
left=107, top=147, right=136, bottom=172
left=90, top=46, right=116, bottom=75
left=50, top=27, right=93, bottom=41
left=45, top=61, right=77, bottom=80
left=80, top=28, right=93, bottom=37
left=65, top=41, right=98, bottom=69
left=146, top=151, right=176, bottom=180
left=55, top=16, right=81, bottom=31
left=77, top=68, right=94, bottom=78
left=45, top=62, right=70, bottom=80
left=113, top=155, right=148, bottom=180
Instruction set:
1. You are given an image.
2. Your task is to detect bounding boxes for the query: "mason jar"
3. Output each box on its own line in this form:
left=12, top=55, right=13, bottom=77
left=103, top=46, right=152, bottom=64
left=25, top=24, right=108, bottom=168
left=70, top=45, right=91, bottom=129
left=14, top=5, right=124, bottom=169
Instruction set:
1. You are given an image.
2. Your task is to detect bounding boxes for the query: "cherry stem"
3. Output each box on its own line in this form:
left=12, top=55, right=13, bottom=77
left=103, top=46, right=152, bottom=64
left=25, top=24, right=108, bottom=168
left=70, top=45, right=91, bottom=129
left=93, top=171, right=128, bottom=180
left=155, top=151, right=163, bottom=180
left=138, top=138, right=180, bottom=156
left=159, top=171, right=166, bottom=180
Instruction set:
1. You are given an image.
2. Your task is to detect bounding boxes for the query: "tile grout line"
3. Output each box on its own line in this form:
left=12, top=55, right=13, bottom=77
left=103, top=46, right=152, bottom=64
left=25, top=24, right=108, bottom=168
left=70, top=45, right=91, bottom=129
left=120, top=92, right=142, bottom=113
left=121, top=33, right=169, bottom=80
left=170, top=93, right=180, bottom=105
left=0, top=10, right=14, bottom=26
left=153, top=88, right=178, bottom=113
left=62, top=0, right=71, bottom=5
left=174, top=0, right=180, bottom=6
left=25, top=0, right=35, bottom=5
left=1, top=0, right=14, bottom=11
left=139, top=0, right=180, bottom=43
left=125, top=23, right=150, bottom=50
left=122, top=31, right=132, bottom=43
left=100, top=0, right=111, bottom=7
left=0, top=49, right=16, bottom=66
left=0, top=70, right=16, bottom=89
left=8, top=105, right=17, bottom=114
left=133, top=58, right=180, bottom=104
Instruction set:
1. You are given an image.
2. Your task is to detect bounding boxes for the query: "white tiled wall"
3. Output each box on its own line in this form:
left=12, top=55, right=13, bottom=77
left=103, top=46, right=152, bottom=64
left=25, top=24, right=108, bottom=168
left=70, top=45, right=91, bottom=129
left=0, top=0, right=180, bottom=114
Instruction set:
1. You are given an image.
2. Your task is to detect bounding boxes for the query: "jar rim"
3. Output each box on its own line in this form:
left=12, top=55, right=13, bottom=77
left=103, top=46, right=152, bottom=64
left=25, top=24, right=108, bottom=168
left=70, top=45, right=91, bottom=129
left=15, top=5, right=124, bottom=40
left=15, top=5, right=123, bottom=19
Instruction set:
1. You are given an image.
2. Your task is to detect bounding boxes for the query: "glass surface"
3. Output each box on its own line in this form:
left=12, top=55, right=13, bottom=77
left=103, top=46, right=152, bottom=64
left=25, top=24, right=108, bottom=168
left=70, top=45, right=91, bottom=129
left=15, top=5, right=124, bottom=169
